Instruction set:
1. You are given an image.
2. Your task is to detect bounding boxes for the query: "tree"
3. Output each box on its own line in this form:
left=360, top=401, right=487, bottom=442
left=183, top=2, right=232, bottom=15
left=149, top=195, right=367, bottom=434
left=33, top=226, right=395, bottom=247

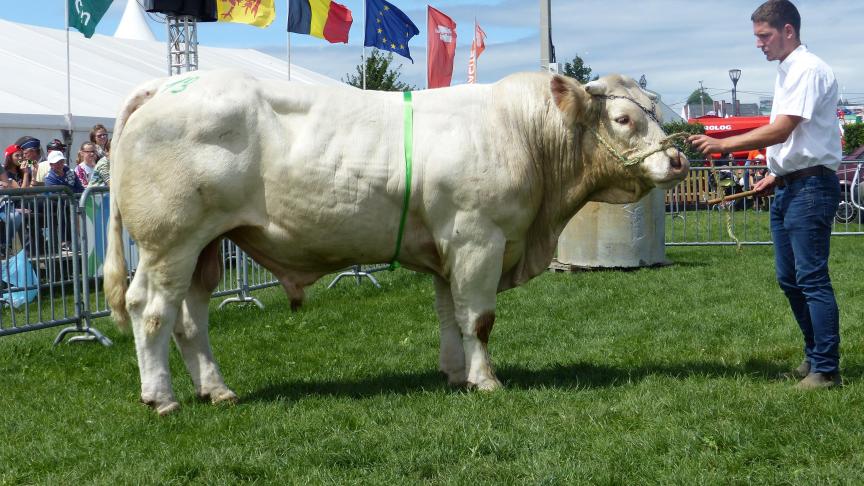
left=343, top=49, right=416, bottom=91
left=687, top=88, right=713, bottom=105
left=662, top=120, right=707, bottom=164
left=562, top=55, right=598, bottom=84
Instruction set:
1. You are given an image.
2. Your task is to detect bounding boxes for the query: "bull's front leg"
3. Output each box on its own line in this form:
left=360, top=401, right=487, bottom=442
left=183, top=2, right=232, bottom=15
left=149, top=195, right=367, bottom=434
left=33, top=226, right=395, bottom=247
left=447, top=233, right=505, bottom=391
left=433, top=276, right=466, bottom=386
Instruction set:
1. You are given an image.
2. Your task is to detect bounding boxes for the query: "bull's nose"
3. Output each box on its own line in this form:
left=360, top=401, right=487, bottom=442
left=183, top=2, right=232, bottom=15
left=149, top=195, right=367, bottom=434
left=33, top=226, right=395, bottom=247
left=667, top=148, right=688, bottom=173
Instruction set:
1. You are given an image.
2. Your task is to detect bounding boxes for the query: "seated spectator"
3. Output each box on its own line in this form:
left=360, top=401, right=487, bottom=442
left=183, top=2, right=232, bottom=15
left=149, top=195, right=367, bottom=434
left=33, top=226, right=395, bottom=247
left=74, top=142, right=98, bottom=187
left=44, top=151, right=84, bottom=194
left=4, top=143, right=31, bottom=188
left=0, top=170, right=25, bottom=251
left=34, top=139, right=67, bottom=187
left=18, top=137, right=44, bottom=185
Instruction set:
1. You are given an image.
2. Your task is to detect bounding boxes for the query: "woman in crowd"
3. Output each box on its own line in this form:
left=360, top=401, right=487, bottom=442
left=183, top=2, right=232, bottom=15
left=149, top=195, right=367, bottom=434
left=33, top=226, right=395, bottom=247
left=74, top=142, right=98, bottom=187
left=3, top=143, right=31, bottom=188
left=90, top=124, right=110, bottom=159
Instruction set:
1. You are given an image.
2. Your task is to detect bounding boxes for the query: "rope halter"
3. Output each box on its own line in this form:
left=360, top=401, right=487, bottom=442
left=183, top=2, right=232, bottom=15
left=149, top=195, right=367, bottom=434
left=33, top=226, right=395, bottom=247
left=588, top=94, right=689, bottom=167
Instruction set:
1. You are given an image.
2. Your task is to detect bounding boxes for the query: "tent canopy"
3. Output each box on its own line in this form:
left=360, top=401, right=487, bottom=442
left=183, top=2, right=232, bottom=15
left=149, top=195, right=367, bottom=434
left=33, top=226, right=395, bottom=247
left=0, top=18, right=339, bottom=151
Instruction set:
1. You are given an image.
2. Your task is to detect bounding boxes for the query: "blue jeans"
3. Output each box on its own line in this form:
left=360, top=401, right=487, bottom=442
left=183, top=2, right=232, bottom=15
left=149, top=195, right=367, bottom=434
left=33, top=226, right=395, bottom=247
left=770, top=172, right=841, bottom=374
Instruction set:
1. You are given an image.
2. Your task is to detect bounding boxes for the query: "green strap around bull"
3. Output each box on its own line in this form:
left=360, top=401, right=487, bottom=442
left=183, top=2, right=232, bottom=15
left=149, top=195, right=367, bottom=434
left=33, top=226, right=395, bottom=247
left=388, top=91, right=414, bottom=271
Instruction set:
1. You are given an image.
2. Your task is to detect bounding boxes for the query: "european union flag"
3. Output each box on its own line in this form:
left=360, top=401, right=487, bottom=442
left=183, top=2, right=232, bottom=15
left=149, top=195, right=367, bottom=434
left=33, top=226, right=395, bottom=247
left=364, top=0, right=420, bottom=62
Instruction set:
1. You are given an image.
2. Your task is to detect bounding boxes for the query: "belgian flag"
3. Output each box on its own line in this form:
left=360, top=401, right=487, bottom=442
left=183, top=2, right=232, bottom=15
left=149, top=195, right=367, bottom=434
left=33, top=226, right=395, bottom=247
left=287, top=0, right=353, bottom=44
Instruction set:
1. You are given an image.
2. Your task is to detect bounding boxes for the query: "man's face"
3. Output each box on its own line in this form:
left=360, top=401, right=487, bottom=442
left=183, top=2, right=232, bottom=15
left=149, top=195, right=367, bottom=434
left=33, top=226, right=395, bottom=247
left=753, top=21, right=796, bottom=62
left=23, top=148, right=38, bottom=161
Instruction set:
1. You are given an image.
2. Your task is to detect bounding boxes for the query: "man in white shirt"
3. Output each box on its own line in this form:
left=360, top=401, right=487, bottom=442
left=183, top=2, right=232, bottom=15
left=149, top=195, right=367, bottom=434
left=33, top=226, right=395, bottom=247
left=689, top=0, right=843, bottom=389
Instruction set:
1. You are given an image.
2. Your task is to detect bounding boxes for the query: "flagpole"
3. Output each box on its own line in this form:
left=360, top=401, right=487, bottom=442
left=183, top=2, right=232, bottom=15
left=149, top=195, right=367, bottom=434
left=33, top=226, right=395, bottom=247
left=362, top=0, right=366, bottom=90
left=473, top=17, right=478, bottom=82
left=65, top=0, right=73, bottom=144
left=286, top=0, right=291, bottom=80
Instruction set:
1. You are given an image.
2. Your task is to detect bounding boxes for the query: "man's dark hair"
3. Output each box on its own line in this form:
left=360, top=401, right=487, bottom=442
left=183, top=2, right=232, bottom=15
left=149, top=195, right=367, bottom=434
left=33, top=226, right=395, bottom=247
left=752, top=0, right=801, bottom=39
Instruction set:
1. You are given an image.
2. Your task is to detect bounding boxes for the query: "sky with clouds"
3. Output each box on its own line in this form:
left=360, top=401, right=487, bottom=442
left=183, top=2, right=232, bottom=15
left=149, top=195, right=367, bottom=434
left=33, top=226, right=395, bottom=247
left=3, top=0, right=862, bottom=109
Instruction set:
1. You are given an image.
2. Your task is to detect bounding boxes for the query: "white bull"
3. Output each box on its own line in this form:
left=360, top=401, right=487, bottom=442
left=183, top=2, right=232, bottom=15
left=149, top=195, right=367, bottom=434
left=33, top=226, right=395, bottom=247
left=104, top=70, right=688, bottom=414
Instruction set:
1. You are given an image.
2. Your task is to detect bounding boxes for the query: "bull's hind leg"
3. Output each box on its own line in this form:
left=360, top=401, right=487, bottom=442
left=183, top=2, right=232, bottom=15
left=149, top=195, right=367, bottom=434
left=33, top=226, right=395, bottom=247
left=126, top=254, right=196, bottom=415
left=434, top=276, right=467, bottom=386
left=172, top=240, right=237, bottom=405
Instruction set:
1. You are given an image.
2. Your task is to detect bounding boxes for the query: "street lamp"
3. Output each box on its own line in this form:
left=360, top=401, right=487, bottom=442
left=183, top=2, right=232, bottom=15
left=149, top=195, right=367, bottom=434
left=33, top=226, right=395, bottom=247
left=729, top=68, right=742, bottom=117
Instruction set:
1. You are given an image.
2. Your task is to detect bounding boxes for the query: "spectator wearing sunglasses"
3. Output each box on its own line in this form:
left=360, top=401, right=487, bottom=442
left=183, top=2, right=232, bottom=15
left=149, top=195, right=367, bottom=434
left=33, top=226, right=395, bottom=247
left=90, top=124, right=110, bottom=159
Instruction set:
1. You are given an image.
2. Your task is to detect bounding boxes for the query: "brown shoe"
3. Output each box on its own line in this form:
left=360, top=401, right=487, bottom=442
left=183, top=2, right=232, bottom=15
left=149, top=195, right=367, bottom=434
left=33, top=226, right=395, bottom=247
left=779, top=360, right=810, bottom=380
left=795, top=372, right=842, bottom=390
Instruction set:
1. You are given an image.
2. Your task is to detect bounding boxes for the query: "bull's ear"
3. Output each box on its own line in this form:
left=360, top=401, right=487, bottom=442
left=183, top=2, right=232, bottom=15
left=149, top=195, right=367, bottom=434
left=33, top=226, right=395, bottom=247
left=551, top=75, right=592, bottom=126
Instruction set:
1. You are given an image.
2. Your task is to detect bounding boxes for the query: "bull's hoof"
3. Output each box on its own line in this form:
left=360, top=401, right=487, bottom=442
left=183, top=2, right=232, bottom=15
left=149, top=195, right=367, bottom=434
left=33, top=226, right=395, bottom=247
left=211, top=389, right=239, bottom=405
left=141, top=398, right=181, bottom=416
left=467, top=377, right=503, bottom=391
left=157, top=401, right=181, bottom=416
left=197, top=386, right=239, bottom=405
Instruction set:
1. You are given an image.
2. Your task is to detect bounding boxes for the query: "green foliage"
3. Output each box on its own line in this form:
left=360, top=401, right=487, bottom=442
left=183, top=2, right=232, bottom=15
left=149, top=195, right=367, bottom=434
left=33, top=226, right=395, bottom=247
left=343, top=49, right=416, bottom=91
left=687, top=88, right=713, bottom=105
left=4, top=239, right=864, bottom=483
left=562, top=54, right=599, bottom=84
left=663, top=120, right=706, bottom=163
left=843, top=122, right=864, bottom=155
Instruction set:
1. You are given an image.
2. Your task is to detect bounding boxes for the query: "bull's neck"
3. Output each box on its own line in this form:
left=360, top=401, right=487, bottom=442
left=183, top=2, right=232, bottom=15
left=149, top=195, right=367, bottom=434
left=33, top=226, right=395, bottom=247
left=521, top=98, right=599, bottom=233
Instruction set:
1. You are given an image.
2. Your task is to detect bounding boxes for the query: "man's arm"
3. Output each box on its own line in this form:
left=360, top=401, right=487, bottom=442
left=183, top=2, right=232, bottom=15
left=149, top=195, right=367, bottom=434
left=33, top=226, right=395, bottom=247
left=687, top=114, right=803, bottom=156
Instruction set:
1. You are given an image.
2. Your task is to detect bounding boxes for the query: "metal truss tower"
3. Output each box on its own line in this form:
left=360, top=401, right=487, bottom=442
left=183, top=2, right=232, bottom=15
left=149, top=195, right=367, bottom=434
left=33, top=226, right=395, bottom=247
left=167, top=15, right=199, bottom=75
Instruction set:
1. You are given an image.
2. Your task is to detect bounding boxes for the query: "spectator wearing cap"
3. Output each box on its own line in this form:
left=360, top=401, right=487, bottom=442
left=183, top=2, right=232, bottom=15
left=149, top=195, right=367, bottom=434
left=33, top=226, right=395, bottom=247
left=33, top=139, right=67, bottom=186
left=74, top=142, right=98, bottom=188
left=18, top=136, right=41, bottom=164
left=44, top=151, right=84, bottom=194
left=4, top=143, right=31, bottom=188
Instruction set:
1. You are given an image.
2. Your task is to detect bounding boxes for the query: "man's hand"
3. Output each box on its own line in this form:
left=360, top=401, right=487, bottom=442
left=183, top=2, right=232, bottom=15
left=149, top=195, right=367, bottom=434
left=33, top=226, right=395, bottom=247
left=753, top=173, right=776, bottom=196
left=687, top=134, right=726, bottom=156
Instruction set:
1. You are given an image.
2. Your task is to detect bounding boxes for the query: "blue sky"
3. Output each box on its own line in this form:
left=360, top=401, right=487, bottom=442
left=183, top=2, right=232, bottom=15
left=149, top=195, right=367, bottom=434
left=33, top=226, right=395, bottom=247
left=3, top=1, right=863, bottom=108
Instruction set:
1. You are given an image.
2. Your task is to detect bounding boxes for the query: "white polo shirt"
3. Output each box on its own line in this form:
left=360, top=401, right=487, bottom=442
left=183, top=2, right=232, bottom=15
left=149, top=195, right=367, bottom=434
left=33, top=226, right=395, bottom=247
left=766, top=45, right=842, bottom=176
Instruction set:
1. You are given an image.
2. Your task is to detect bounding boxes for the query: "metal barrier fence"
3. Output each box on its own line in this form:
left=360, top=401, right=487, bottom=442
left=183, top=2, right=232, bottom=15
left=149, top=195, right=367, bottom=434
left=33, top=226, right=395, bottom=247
left=665, top=162, right=864, bottom=245
left=0, top=186, right=281, bottom=344
left=2, top=163, right=861, bottom=343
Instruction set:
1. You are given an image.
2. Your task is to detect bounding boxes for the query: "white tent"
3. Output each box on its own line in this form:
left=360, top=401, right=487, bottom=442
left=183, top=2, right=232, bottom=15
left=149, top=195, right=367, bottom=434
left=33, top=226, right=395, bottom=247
left=0, top=18, right=339, bottom=155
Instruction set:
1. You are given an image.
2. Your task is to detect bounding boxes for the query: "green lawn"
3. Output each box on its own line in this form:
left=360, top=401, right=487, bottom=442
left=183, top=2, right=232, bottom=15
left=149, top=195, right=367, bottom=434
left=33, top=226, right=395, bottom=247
left=2, top=239, right=864, bottom=484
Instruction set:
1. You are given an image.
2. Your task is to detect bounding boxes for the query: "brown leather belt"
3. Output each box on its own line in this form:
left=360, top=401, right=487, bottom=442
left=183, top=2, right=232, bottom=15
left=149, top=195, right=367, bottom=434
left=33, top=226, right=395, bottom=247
left=775, top=165, right=834, bottom=188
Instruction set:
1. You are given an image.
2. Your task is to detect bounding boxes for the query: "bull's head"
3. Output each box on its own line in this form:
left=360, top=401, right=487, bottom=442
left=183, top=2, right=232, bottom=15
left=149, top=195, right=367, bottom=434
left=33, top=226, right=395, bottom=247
left=551, top=74, right=689, bottom=203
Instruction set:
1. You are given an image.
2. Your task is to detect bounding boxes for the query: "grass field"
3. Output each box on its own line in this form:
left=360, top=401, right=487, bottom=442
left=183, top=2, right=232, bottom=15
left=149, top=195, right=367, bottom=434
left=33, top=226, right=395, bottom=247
left=2, top=239, right=864, bottom=484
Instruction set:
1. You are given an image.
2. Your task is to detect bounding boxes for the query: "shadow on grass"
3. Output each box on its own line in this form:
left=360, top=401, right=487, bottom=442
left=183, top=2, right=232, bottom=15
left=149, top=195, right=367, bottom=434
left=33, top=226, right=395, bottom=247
left=245, top=358, right=798, bottom=402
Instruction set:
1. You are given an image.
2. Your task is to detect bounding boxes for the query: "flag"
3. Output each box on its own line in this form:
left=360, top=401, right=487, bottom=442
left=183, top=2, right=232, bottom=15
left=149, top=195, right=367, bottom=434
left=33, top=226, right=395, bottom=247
left=467, top=21, right=487, bottom=84
left=426, top=6, right=456, bottom=89
left=364, top=0, right=419, bottom=62
left=288, top=0, right=353, bottom=44
left=68, top=0, right=114, bottom=38
left=217, top=0, right=275, bottom=28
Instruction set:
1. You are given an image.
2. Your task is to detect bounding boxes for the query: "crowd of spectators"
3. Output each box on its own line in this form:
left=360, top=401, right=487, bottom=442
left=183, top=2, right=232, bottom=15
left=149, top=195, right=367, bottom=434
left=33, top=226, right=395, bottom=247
left=0, top=125, right=111, bottom=254
left=2, top=124, right=110, bottom=191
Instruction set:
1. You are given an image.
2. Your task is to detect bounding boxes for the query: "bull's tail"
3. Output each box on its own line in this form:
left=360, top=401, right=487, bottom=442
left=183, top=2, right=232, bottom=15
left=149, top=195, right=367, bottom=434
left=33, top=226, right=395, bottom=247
left=104, top=190, right=130, bottom=329
left=104, top=78, right=165, bottom=330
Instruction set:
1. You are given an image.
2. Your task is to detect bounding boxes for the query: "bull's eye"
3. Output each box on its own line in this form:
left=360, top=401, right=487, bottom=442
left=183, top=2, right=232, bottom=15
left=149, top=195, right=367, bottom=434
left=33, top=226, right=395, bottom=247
left=614, top=115, right=630, bottom=125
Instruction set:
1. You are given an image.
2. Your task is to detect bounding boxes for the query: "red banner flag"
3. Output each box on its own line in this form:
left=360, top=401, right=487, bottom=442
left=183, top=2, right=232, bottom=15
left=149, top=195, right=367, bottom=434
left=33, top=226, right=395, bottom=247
left=427, top=6, right=457, bottom=89
left=467, top=21, right=486, bottom=84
